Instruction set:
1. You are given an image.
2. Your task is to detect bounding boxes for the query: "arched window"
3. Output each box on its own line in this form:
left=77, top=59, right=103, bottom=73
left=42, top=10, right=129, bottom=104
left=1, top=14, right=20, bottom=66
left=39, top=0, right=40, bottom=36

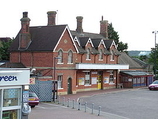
left=58, top=50, right=63, bottom=63
left=68, top=50, right=73, bottom=63
left=99, top=49, right=103, bottom=60
left=86, top=48, right=91, bottom=60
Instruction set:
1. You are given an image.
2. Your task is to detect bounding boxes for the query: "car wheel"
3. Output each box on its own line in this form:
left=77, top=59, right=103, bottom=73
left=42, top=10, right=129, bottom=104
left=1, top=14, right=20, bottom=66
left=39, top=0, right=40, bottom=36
left=31, top=105, right=35, bottom=108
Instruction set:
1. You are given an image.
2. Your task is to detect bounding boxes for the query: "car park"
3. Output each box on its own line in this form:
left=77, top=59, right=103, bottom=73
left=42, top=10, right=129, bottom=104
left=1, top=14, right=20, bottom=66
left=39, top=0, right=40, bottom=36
left=148, top=80, right=158, bottom=90
left=28, top=92, right=39, bottom=108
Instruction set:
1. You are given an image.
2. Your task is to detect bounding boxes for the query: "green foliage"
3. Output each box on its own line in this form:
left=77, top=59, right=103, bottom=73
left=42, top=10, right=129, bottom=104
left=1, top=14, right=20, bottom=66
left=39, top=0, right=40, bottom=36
left=148, top=44, right=158, bottom=74
left=108, top=23, right=128, bottom=52
left=0, top=40, right=13, bottom=61
left=108, top=23, right=119, bottom=44
left=117, top=41, right=128, bottom=52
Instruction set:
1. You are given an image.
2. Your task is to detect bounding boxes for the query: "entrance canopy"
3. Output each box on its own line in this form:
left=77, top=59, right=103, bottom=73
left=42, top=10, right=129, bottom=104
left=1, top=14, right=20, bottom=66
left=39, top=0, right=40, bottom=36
left=76, top=63, right=129, bottom=70
left=120, top=71, right=151, bottom=76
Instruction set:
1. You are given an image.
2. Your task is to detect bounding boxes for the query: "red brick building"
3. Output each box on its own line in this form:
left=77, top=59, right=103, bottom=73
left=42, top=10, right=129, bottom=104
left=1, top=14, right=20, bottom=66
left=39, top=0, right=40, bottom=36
left=9, top=11, right=129, bottom=95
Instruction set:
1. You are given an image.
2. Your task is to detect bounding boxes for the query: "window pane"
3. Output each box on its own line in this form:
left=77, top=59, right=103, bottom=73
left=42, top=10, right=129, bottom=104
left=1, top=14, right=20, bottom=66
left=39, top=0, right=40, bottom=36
left=85, top=72, right=90, bottom=85
left=3, top=110, right=18, bottom=119
left=3, top=88, right=21, bottom=107
left=68, top=51, right=73, bottom=63
left=58, top=50, right=63, bottom=63
left=58, top=75, right=63, bottom=88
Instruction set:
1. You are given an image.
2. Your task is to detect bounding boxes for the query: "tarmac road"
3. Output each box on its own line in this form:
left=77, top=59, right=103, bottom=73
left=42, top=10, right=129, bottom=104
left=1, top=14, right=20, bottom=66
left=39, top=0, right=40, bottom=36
left=29, top=88, right=158, bottom=119
left=81, top=88, right=158, bottom=119
left=29, top=103, right=108, bottom=119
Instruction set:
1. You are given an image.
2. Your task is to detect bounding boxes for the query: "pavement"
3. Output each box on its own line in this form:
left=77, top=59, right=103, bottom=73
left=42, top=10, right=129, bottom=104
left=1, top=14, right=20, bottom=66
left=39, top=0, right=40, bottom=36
left=29, top=88, right=139, bottom=119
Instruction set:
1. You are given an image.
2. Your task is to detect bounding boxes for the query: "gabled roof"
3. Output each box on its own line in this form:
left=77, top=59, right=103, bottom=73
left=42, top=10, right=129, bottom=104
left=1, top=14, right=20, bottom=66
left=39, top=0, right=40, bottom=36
left=103, top=40, right=114, bottom=49
left=91, top=38, right=102, bottom=48
left=132, top=58, right=149, bottom=68
left=9, top=25, right=67, bottom=52
left=78, top=37, right=90, bottom=47
left=118, top=52, right=142, bottom=69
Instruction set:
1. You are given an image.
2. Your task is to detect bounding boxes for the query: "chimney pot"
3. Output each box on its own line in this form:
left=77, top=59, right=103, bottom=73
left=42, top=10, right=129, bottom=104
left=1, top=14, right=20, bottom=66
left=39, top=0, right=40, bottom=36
left=23, top=12, right=28, bottom=18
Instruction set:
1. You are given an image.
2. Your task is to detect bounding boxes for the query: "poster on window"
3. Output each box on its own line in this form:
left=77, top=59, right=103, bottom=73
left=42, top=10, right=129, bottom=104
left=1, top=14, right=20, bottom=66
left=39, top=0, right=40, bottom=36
left=104, top=77, right=109, bottom=83
left=79, top=77, right=84, bottom=85
left=92, top=77, right=97, bottom=84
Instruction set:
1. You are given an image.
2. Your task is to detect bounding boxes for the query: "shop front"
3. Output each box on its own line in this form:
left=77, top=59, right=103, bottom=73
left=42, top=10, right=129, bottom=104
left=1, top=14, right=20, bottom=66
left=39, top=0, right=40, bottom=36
left=0, top=68, right=30, bottom=119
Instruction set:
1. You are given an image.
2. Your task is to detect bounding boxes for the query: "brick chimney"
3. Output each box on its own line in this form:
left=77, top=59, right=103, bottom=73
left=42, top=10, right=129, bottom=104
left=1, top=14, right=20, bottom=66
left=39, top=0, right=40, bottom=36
left=100, top=16, right=108, bottom=39
left=76, top=16, right=83, bottom=33
left=19, top=12, right=31, bottom=49
left=47, top=11, right=57, bottom=26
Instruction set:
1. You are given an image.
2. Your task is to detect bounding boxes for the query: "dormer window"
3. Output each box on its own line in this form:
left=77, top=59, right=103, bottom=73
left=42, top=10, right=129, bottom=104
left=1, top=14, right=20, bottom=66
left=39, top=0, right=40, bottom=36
left=86, top=48, right=91, bottom=60
left=58, top=50, right=63, bottom=63
left=68, top=50, right=73, bottom=64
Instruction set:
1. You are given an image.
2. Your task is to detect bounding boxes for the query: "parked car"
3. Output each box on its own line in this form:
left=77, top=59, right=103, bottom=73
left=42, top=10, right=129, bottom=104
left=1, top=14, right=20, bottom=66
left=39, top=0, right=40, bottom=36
left=148, top=80, right=158, bottom=90
left=29, top=92, right=39, bottom=108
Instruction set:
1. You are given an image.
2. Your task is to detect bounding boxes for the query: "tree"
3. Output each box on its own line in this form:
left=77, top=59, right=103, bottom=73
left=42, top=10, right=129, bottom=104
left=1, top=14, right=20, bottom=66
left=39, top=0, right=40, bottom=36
left=108, top=23, right=128, bottom=52
left=148, top=44, right=158, bottom=77
left=117, top=41, right=128, bottom=52
left=0, top=39, right=13, bottom=61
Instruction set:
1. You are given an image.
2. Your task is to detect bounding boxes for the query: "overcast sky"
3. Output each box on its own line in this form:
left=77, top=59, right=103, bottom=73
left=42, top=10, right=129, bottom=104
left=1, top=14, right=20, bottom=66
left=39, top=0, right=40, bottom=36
left=1, top=0, right=158, bottom=51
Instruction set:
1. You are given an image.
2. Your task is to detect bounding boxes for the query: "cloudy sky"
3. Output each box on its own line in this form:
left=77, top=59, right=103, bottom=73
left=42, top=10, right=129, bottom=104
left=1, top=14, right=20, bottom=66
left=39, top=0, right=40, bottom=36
left=1, top=0, right=158, bottom=51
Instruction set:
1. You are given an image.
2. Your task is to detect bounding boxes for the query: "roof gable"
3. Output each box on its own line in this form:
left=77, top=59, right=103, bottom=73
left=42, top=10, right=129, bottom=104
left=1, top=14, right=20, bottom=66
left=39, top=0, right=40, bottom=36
left=54, top=26, right=78, bottom=53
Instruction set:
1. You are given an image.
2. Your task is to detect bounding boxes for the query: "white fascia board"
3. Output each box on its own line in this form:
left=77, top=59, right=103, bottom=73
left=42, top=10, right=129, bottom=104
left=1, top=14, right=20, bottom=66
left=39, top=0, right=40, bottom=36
left=76, top=63, right=129, bottom=69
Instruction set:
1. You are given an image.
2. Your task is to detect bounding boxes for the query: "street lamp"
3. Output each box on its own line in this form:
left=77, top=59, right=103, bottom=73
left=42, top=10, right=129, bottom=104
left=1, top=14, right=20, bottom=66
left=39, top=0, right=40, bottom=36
left=152, top=31, right=158, bottom=79
left=52, top=57, right=60, bottom=102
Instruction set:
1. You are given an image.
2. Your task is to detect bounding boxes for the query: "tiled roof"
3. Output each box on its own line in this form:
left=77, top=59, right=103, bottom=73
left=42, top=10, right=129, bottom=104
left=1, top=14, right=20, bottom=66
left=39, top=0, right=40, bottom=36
left=70, top=31, right=105, bottom=39
left=78, top=37, right=90, bottom=47
left=91, top=38, right=102, bottom=48
left=132, top=58, right=149, bottom=68
left=0, top=62, right=26, bottom=68
left=103, top=40, right=114, bottom=49
left=9, top=25, right=67, bottom=52
left=118, top=52, right=142, bottom=69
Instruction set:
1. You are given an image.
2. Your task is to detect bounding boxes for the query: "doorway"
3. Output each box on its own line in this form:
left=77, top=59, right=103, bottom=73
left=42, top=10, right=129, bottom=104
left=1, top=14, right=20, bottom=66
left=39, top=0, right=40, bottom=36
left=98, top=71, right=103, bottom=90
left=67, top=78, right=72, bottom=94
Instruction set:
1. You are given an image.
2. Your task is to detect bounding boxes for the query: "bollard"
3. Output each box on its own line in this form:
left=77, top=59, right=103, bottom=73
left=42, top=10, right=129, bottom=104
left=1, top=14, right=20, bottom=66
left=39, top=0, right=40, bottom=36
left=78, top=101, right=81, bottom=110
left=67, top=98, right=70, bottom=107
left=85, top=102, right=87, bottom=112
left=91, top=103, right=94, bottom=114
left=62, top=97, right=65, bottom=106
left=72, top=99, right=75, bottom=109
left=58, top=96, right=60, bottom=104
left=98, top=106, right=101, bottom=116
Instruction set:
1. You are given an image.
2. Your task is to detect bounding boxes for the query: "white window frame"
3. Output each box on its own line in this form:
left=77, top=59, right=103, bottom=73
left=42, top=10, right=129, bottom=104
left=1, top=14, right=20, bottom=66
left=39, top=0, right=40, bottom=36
left=0, top=86, right=22, bottom=119
left=57, top=75, right=63, bottom=89
left=110, top=50, right=114, bottom=61
left=85, top=72, right=91, bottom=85
left=68, top=50, right=73, bottom=64
left=99, top=49, right=103, bottom=60
left=86, top=48, right=91, bottom=60
left=58, top=50, right=63, bottom=63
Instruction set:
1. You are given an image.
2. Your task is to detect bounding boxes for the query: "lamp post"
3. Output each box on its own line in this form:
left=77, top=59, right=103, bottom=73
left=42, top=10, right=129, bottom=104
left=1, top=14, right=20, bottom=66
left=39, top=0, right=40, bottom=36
left=53, top=57, right=60, bottom=102
left=152, top=31, right=158, bottom=79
